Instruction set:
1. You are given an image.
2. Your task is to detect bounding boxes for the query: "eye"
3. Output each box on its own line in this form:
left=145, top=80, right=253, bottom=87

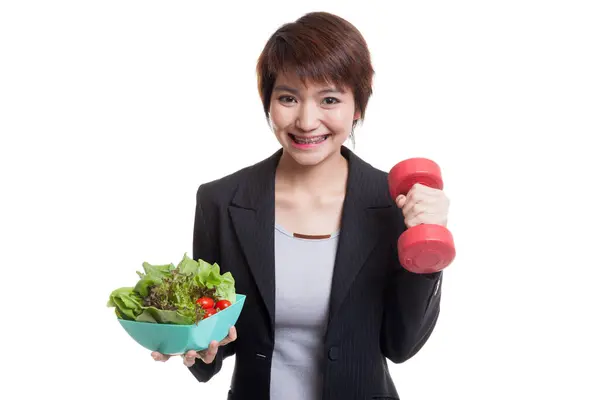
left=278, top=95, right=297, bottom=103
left=322, top=97, right=340, bottom=105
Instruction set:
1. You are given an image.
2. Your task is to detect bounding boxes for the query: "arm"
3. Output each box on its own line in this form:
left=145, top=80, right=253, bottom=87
left=188, top=184, right=236, bottom=382
left=380, top=263, right=442, bottom=363
left=380, top=207, right=443, bottom=364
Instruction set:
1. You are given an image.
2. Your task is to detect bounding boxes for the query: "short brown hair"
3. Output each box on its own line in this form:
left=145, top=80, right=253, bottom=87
left=256, top=12, right=374, bottom=130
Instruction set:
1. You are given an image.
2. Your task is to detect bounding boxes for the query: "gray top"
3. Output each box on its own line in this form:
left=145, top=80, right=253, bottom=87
left=269, top=224, right=340, bottom=400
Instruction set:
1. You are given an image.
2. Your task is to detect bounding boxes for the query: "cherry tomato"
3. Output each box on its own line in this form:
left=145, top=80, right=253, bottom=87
left=196, top=297, right=214, bottom=309
left=216, top=299, right=232, bottom=310
left=203, top=308, right=216, bottom=319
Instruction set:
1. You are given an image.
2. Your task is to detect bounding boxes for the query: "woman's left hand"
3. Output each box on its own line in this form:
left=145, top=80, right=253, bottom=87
left=395, top=183, right=449, bottom=228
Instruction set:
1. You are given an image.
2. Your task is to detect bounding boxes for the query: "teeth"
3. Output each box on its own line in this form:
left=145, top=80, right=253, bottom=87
left=292, top=134, right=328, bottom=144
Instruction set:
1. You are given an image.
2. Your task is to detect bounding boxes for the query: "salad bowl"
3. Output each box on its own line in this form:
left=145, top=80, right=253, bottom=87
left=108, top=253, right=244, bottom=355
left=117, top=294, right=245, bottom=354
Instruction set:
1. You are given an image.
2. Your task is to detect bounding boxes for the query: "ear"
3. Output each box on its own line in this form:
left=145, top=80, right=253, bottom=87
left=268, top=114, right=275, bottom=131
left=353, top=109, right=361, bottom=120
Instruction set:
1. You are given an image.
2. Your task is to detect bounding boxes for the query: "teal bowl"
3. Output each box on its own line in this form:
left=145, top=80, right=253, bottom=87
left=117, top=294, right=245, bottom=355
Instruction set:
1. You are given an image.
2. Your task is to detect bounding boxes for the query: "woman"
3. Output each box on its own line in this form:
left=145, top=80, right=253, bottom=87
left=152, top=11, right=450, bottom=400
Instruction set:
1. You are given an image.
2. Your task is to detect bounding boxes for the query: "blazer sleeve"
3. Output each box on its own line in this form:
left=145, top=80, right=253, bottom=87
left=380, top=207, right=444, bottom=364
left=188, top=184, right=236, bottom=382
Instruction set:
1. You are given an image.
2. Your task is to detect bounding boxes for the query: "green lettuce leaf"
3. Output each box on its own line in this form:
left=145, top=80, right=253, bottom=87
left=134, top=262, right=174, bottom=297
left=215, top=271, right=236, bottom=303
left=108, top=253, right=237, bottom=325
left=135, top=307, right=195, bottom=325
left=107, top=287, right=143, bottom=320
left=176, top=253, right=200, bottom=275
left=191, top=259, right=236, bottom=303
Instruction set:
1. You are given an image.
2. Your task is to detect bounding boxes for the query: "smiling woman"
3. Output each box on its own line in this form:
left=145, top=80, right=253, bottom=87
left=256, top=12, right=374, bottom=163
left=151, top=11, right=449, bottom=400
left=268, top=74, right=358, bottom=166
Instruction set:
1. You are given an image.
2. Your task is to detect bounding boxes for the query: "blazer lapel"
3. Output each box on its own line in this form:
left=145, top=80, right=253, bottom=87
left=227, top=149, right=282, bottom=333
left=327, top=147, right=393, bottom=325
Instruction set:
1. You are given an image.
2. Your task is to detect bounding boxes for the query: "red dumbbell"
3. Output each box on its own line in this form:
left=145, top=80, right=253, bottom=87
left=388, top=158, right=456, bottom=274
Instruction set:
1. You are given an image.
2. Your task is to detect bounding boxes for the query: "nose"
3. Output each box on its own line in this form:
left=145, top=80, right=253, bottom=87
left=295, top=101, right=321, bottom=132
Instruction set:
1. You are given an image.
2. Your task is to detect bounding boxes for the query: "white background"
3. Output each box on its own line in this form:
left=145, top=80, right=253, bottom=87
left=1, top=1, right=599, bottom=399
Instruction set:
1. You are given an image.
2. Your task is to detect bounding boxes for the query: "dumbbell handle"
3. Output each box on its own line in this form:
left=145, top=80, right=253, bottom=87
left=388, top=158, right=455, bottom=274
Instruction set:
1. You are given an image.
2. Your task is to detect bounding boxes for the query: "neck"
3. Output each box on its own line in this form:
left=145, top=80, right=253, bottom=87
left=276, top=149, right=348, bottom=194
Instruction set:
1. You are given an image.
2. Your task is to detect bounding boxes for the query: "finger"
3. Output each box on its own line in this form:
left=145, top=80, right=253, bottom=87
left=410, top=183, right=441, bottom=196
left=403, top=191, right=440, bottom=220
left=185, top=350, right=198, bottom=358
left=395, top=195, right=406, bottom=208
left=403, top=198, right=430, bottom=223
left=200, top=340, right=220, bottom=364
left=219, top=326, right=238, bottom=346
left=182, top=350, right=198, bottom=367
left=151, top=352, right=170, bottom=362
left=402, top=189, right=420, bottom=215
left=398, top=191, right=427, bottom=212
left=405, top=212, right=444, bottom=228
left=405, top=200, right=440, bottom=223
left=404, top=185, right=438, bottom=207
left=404, top=208, right=425, bottom=228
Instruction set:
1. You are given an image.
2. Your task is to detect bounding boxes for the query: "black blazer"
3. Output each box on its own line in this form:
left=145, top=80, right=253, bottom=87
left=188, top=146, right=443, bottom=400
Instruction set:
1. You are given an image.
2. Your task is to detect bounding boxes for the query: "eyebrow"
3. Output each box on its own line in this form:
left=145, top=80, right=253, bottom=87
left=273, top=85, right=344, bottom=95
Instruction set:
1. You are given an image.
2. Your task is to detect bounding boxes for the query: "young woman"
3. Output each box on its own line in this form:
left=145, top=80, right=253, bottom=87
left=152, top=11, right=450, bottom=400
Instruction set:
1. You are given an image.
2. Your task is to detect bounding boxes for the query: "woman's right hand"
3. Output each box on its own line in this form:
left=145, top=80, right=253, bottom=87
left=151, top=326, right=237, bottom=367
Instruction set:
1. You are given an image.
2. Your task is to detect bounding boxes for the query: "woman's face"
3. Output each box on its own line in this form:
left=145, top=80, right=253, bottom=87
left=269, top=72, right=360, bottom=167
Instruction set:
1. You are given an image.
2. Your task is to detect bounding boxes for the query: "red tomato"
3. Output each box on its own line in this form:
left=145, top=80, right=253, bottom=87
left=196, top=297, right=214, bottom=309
left=203, top=308, right=216, bottom=319
left=216, top=299, right=232, bottom=310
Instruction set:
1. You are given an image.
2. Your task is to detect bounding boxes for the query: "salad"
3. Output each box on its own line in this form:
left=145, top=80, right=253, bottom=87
left=107, top=253, right=236, bottom=325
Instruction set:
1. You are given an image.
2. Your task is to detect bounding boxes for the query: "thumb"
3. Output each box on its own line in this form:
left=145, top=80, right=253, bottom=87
left=395, top=195, right=406, bottom=208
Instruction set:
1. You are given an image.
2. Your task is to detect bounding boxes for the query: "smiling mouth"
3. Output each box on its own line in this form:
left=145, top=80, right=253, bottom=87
left=288, top=133, right=331, bottom=145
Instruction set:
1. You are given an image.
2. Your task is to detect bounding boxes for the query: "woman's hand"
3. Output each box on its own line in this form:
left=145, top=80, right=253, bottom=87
left=151, top=326, right=237, bottom=367
left=395, top=183, right=449, bottom=228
